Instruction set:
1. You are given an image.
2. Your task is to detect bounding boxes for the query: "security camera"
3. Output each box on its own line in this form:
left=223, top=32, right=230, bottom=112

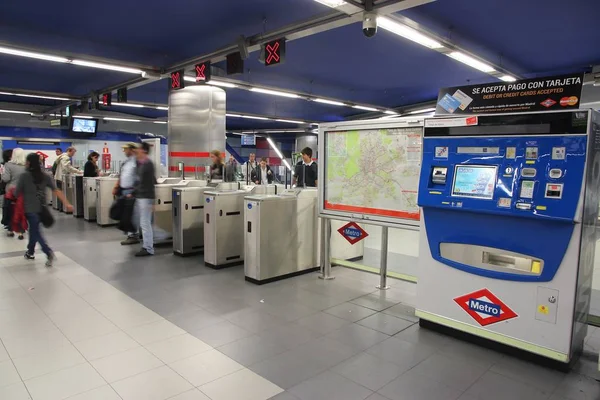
left=362, top=12, right=377, bottom=38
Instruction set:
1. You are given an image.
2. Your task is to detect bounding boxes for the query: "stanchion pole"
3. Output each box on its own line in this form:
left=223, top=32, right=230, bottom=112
left=319, top=218, right=335, bottom=280
left=377, top=226, right=390, bottom=290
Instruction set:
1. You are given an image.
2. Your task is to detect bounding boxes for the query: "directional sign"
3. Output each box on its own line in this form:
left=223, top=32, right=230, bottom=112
left=195, top=61, right=211, bottom=82
left=170, top=70, right=185, bottom=90
left=264, top=38, right=286, bottom=66
left=454, top=288, right=518, bottom=327
left=337, top=222, right=368, bottom=245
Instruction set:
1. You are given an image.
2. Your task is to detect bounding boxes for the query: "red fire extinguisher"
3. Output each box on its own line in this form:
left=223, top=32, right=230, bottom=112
left=101, top=143, right=111, bottom=171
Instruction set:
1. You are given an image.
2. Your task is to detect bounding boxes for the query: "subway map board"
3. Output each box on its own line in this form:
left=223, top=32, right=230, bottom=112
left=323, top=125, right=422, bottom=226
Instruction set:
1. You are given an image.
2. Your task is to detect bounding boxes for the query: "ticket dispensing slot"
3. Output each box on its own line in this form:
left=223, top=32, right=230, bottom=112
left=431, top=167, right=447, bottom=185
left=439, top=243, right=543, bottom=276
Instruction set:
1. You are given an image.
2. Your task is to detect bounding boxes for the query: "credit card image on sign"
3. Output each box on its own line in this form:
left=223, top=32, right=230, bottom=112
left=451, top=165, right=497, bottom=200
left=438, top=93, right=462, bottom=113
left=452, top=89, right=474, bottom=111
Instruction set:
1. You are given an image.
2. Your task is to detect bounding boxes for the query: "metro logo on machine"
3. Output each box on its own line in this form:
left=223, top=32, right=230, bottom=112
left=540, top=98, right=557, bottom=108
left=454, top=288, right=518, bottom=326
left=338, top=222, right=368, bottom=245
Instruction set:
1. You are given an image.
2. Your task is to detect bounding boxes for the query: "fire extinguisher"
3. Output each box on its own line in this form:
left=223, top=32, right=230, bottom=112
left=101, top=143, right=111, bottom=172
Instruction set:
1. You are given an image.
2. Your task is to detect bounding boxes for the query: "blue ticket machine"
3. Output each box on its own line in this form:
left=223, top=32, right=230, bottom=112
left=416, top=110, right=600, bottom=363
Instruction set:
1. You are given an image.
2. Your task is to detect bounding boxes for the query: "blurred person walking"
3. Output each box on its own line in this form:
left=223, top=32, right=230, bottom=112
left=2, top=148, right=26, bottom=239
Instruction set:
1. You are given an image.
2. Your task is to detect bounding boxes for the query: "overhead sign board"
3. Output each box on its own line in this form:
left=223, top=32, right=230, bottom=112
left=170, top=70, right=185, bottom=90
left=454, top=288, right=518, bottom=326
left=338, top=222, right=368, bottom=245
left=436, top=73, right=584, bottom=115
left=264, top=39, right=286, bottom=67
left=241, top=134, right=256, bottom=146
left=195, top=62, right=211, bottom=82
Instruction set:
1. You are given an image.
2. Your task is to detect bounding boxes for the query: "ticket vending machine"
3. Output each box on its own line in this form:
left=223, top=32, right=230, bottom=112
left=416, top=110, right=600, bottom=364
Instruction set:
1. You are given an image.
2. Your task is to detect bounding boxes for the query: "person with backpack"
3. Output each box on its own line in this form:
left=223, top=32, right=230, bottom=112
left=51, top=148, right=63, bottom=176
left=16, top=153, right=72, bottom=267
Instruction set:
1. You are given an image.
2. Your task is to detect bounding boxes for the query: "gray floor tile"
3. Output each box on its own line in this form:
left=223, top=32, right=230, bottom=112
left=257, top=301, right=319, bottom=322
left=295, top=312, right=351, bottom=335
left=365, top=394, right=392, bottom=400
left=217, top=334, right=289, bottom=366
left=378, top=369, right=463, bottom=400
left=409, top=353, right=488, bottom=391
left=393, top=324, right=452, bottom=349
left=551, top=373, right=600, bottom=400
left=356, top=313, right=415, bottom=335
left=224, top=308, right=287, bottom=333
left=438, top=339, right=504, bottom=369
left=326, top=324, right=389, bottom=352
left=366, top=337, right=436, bottom=370
left=490, top=355, right=567, bottom=392
left=380, top=303, right=418, bottom=323
left=462, top=371, right=550, bottom=400
left=350, top=294, right=399, bottom=312
left=258, top=323, right=321, bottom=350
left=324, top=302, right=377, bottom=322
left=289, top=371, right=373, bottom=400
left=269, top=392, right=301, bottom=400
left=190, top=320, right=253, bottom=347
left=167, top=308, right=224, bottom=332
left=332, top=352, right=407, bottom=391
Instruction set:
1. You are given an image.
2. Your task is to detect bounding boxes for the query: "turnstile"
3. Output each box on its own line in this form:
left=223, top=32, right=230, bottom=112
left=83, top=177, right=98, bottom=221
left=155, top=180, right=207, bottom=239
left=172, top=186, right=211, bottom=256
left=96, top=177, right=118, bottom=226
left=62, top=174, right=74, bottom=214
left=204, top=184, right=276, bottom=268
left=71, top=175, right=84, bottom=218
left=244, top=188, right=320, bottom=284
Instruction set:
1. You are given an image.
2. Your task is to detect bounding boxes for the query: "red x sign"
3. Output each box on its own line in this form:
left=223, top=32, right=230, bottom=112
left=264, top=39, right=285, bottom=66
left=170, top=70, right=184, bottom=90
left=195, top=62, right=211, bottom=82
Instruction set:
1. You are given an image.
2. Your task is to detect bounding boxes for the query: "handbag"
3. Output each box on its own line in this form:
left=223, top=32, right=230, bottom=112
left=35, top=183, right=54, bottom=228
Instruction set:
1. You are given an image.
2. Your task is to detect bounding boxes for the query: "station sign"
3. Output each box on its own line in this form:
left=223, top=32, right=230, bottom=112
left=436, top=73, right=584, bottom=115
left=195, top=61, right=211, bottom=83
left=338, top=222, right=368, bottom=245
left=454, top=288, right=518, bottom=326
left=170, top=70, right=185, bottom=90
left=264, top=38, right=286, bottom=67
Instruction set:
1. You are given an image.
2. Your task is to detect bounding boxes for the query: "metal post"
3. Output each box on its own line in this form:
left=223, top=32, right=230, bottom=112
left=377, top=226, right=390, bottom=290
left=319, top=218, right=335, bottom=280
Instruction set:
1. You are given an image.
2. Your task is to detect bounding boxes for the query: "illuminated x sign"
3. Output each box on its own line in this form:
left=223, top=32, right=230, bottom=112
left=195, top=62, right=211, bottom=82
left=102, top=93, right=112, bottom=106
left=170, top=70, right=185, bottom=90
left=264, top=39, right=286, bottom=66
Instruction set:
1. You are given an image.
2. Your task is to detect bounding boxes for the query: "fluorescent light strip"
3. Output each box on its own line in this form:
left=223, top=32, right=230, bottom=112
left=112, top=102, right=144, bottom=108
left=0, top=109, right=32, bottom=115
left=241, top=115, right=269, bottom=121
left=314, top=98, right=346, bottom=106
left=276, top=119, right=305, bottom=124
left=156, top=106, right=169, bottom=110
left=378, top=17, right=444, bottom=50
left=71, top=60, right=144, bottom=74
left=103, top=117, right=141, bottom=122
left=226, top=113, right=242, bottom=118
left=153, top=121, right=168, bottom=124
left=447, top=52, right=496, bottom=73
left=409, top=107, right=436, bottom=114
left=0, top=91, right=70, bottom=101
left=250, top=88, right=300, bottom=99
left=384, top=110, right=398, bottom=115
left=207, top=80, right=237, bottom=88
left=314, top=0, right=346, bottom=7
left=353, top=105, right=379, bottom=112
left=0, top=46, right=69, bottom=63
left=74, top=115, right=94, bottom=119
left=267, top=137, right=293, bottom=171
left=499, top=75, right=517, bottom=82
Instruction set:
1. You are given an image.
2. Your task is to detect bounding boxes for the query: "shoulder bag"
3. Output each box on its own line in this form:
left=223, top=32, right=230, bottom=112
left=35, top=181, right=54, bottom=228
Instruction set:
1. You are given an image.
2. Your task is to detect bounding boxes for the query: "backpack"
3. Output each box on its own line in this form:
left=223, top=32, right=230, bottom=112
left=52, top=155, right=61, bottom=176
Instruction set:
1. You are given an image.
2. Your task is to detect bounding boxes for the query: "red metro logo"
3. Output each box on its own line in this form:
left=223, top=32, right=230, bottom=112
left=454, top=288, right=518, bottom=327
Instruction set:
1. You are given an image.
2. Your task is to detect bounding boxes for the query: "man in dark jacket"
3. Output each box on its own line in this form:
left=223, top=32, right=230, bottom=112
left=251, top=158, right=274, bottom=185
left=133, top=142, right=157, bottom=257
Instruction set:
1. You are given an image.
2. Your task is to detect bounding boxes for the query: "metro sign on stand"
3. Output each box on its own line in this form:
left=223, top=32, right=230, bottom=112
left=454, top=288, right=518, bottom=327
left=338, top=222, right=368, bottom=245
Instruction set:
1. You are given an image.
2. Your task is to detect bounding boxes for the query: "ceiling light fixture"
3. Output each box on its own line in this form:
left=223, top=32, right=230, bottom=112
left=156, top=106, right=169, bottom=110
left=74, top=115, right=94, bottom=119
left=313, top=0, right=346, bottom=7
left=353, top=105, right=379, bottom=112
left=0, top=109, right=32, bottom=115
left=207, top=80, right=238, bottom=88
left=0, top=91, right=71, bottom=101
left=153, top=121, right=168, bottom=124
left=267, top=137, right=293, bottom=171
left=314, top=98, right=346, bottom=106
left=103, top=117, right=141, bottom=122
left=377, top=17, right=444, bottom=50
left=226, top=113, right=242, bottom=118
left=250, top=88, right=300, bottom=99
left=112, top=102, right=144, bottom=108
left=0, top=46, right=69, bottom=63
left=276, top=119, right=305, bottom=124
left=447, top=52, right=496, bottom=73
left=383, top=110, right=398, bottom=115
left=409, top=107, right=436, bottom=114
left=499, top=75, right=517, bottom=82
left=240, top=115, right=269, bottom=121
left=71, top=60, right=144, bottom=74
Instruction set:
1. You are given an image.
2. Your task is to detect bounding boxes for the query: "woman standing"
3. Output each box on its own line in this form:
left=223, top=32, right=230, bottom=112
left=83, top=151, right=101, bottom=177
left=2, top=148, right=26, bottom=239
left=209, top=149, right=224, bottom=181
left=16, top=153, right=72, bottom=267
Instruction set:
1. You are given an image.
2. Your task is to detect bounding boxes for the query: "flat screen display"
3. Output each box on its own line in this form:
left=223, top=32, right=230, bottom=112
left=451, top=165, right=497, bottom=199
left=71, top=118, right=98, bottom=135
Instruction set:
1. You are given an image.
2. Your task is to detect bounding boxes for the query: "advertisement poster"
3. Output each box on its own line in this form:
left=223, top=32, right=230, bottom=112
left=436, top=73, right=584, bottom=115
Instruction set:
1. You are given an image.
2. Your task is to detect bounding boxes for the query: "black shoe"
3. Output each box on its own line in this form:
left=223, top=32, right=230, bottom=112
left=121, top=237, right=140, bottom=245
left=18, top=234, right=24, bottom=240
left=7, top=231, right=15, bottom=237
left=135, top=249, right=153, bottom=257
left=24, top=252, right=35, bottom=260
left=45, top=253, right=56, bottom=267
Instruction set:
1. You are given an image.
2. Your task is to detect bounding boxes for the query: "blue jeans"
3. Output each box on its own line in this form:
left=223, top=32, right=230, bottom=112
left=25, top=213, right=52, bottom=256
left=134, top=198, right=154, bottom=254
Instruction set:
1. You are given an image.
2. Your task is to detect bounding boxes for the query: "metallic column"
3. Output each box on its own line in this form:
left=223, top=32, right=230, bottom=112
left=168, top=85, right=226, bottom=177
left=377, top=226, right=390, bottom=290
left=319, top=218, right=335, bottom=280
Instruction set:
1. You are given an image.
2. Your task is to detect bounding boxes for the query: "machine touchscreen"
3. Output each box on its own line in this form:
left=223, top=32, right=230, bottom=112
left=451, top=165, right=497, bottom=200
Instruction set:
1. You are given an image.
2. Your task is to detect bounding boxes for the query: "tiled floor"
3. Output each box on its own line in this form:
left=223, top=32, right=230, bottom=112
left=0, top=212, right=599, bottom=400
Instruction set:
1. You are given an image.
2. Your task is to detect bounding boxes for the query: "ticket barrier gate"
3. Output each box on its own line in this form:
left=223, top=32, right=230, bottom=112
left=71, top=175, right=84, bottom=218
left=83, top=177, right=98, bottom=221
left=244, top=188, right=320, bottom=284
left=154, top=180, right=207, bottom=240
left=96, top=177, right=118, bottom=226
left=61, top=174, right=74, bottom=214
left=204, top=184, right=277, bottom=268
left=416, top=110, right=600, bottom=365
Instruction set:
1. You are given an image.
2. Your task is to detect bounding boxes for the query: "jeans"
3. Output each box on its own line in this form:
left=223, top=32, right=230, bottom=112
left=134, top=198, right=154, bottom=254
left=25, top=213, right=51, bottom=256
